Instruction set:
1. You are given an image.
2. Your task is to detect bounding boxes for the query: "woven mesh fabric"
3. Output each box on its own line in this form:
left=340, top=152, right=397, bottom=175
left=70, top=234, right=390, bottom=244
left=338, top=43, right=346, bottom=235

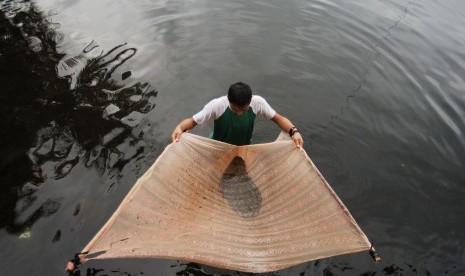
left=81, top=133, right=371, bottom=272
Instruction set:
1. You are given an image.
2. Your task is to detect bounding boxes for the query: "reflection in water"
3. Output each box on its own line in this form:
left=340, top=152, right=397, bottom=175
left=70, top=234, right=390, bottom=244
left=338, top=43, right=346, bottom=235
left=67, top=260, right=428, bottom=276
left=0, top=1, right=157, bottom=236
left=175, top=262, right=233, bottom=276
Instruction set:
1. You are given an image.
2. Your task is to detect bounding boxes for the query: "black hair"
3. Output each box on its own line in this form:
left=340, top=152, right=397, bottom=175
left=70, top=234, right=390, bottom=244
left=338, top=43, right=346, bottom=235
left=227, top=82, right=252, bottom=106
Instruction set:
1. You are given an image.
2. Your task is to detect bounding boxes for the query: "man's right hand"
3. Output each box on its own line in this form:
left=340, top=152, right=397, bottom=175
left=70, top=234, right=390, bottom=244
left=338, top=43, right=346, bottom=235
left=171, top=118, right=197, bottom=142
left=171, top=125, right=183, bottom=142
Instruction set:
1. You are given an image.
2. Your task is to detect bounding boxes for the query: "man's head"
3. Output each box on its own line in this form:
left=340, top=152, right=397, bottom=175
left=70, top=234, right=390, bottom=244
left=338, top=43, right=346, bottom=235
left=228, top=82, right=252, bottom=107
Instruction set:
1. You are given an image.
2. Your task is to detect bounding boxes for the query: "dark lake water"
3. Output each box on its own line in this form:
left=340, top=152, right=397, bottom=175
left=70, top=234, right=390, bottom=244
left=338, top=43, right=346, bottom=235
left=1, top=0, right=465, bottom=275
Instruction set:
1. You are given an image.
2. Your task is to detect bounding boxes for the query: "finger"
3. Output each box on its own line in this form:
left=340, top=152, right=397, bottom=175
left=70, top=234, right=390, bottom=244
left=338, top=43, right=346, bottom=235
left=295, top=137, right=303, bottom=147
left=65, top=261, right=75, bottom=272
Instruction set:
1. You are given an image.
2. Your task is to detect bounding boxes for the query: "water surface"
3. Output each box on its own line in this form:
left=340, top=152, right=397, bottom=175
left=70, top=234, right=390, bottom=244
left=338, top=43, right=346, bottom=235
left=1, top=0, right=465, bottom=275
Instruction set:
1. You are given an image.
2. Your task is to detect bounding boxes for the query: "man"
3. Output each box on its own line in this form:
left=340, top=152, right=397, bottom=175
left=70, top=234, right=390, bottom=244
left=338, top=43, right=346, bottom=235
left=171, top=82, right=303, bottom=147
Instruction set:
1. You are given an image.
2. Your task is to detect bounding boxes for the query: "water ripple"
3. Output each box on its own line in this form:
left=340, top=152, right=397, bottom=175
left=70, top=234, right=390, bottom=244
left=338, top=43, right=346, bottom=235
left=2, top=0, right=465, bottom=275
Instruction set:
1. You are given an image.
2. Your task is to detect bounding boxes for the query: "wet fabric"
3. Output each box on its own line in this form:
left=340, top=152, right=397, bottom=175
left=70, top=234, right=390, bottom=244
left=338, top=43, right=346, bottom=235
left=81, top=133, right=372, bottom=273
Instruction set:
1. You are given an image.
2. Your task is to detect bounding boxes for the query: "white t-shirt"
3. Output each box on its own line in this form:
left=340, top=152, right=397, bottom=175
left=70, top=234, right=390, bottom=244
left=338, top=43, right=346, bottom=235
left=193, top=95, right=276, bottom=126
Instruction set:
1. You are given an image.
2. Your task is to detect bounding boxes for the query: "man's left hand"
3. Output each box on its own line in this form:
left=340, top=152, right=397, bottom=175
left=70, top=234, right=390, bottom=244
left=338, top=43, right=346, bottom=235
left=292, top=132, right=303, bottom=147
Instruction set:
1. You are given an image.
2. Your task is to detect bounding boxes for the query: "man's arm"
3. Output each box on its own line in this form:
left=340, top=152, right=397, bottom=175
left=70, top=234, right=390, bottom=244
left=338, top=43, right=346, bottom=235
left=271, top=113, right=304, bottom=147
left=171, top=118, right=197, bottom=142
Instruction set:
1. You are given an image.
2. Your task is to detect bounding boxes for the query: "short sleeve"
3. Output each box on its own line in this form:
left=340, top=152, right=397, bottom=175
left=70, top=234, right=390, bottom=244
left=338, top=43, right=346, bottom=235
left=250, top=95, right=276, bottom=119
left=193, top=96, right=229, bottom=126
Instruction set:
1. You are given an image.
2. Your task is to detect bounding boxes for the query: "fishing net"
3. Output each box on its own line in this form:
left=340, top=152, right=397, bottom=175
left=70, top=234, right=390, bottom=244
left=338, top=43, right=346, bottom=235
left=80, top=133, right=372, bottom=272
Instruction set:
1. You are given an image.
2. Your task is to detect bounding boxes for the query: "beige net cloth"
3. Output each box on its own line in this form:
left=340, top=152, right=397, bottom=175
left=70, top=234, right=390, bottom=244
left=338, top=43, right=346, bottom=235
left=81, top=133, right=371, bottom=272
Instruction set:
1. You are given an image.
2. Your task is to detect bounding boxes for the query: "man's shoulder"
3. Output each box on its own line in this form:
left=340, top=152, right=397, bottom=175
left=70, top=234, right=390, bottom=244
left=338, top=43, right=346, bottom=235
left=207, top=95, right=228, bottom=105
left=251, top=95, right=270, bottom=105
left=201, top=95, right=228, bottom=116
left=194, top=96, right=228, bottom=123
left=250, top=95, right=275, bottom=118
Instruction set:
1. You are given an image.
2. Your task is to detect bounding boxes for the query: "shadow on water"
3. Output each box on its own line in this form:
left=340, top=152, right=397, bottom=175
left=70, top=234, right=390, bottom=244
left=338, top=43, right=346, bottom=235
left=0, top=1, right=157, bottom=237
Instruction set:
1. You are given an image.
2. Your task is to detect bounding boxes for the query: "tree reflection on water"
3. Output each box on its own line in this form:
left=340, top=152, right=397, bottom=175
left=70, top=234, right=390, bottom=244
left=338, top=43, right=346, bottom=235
left=0, top=1, right=157, bottom=236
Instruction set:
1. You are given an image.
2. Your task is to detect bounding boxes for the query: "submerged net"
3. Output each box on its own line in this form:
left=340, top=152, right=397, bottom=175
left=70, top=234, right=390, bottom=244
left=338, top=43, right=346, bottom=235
left=81, top=133, right=371, bottom=272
